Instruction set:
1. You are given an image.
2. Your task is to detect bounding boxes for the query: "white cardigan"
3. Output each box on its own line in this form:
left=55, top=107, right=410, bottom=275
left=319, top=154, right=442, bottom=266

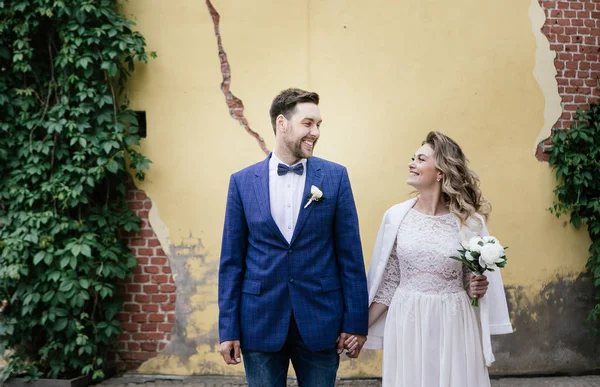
left=364, top=198, right=513, bottom=366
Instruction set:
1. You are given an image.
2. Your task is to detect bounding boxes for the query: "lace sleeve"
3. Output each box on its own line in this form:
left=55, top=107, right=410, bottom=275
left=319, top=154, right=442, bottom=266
left=373, top=239, right=401, bottom=306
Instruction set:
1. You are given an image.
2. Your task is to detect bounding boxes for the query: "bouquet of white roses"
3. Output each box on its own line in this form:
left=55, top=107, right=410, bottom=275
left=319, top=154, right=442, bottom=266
left=450, top=236, right=507, bottom=307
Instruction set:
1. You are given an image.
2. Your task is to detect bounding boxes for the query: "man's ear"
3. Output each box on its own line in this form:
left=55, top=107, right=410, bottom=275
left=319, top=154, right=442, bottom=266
left=276, top=114, right=287, bottom=134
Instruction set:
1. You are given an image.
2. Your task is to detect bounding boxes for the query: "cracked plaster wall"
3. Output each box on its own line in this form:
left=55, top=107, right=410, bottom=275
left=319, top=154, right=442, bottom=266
left=119, top=0, right=597, bottom=376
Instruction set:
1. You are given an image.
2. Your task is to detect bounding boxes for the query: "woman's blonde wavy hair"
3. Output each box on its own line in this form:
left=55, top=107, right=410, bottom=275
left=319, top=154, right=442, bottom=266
left=423, top=131, right=491, bottom=226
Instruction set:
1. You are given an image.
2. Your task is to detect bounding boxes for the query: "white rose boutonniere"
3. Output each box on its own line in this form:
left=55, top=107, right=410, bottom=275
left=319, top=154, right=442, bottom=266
left=304, top=185, right=325, bottom=209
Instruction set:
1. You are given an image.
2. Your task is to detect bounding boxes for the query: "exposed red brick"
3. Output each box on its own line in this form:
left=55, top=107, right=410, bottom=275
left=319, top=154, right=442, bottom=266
left=129, top=202, right=144, bottom=210
left=122, top=323, right=139, bottom=332
left=131, top=266, right=142, bottom=274
left=143, top=285, right=159, bottom=293
left=117, top=334, right=130, bottom=341
left=148, top=333, right=167, bottom=340
left=536, top=0, right=600, bottom=161
left=160, top=284, right=177, bottom=293
left=148, top=239, right=162, bottom=247
left=144, top=266, right=160, bottom=274
left=127, top=284, right=142, bottom=293
left=152, top=275, right=170, bottom=284
left=135, top=294, right=151, bottom=303
left=149, top=314, right=165, bottom=323
left=141, top=343, right=158, bottom=352
left=159, top=324, right=174, bottom=332
left=138, top=248, right=154, bottom=256
left=135, top=191, right=148, bottom=201
left=130, top=239, right=146, bottom=247
left=140, top=230, right=155, bottom=238
left=141, top=323, right=158, bottom=332
left=161, top=304, right=176, bottom=312
left=133, top=274, right=150, bottom=283
left=128, top=342, right=141, bottom=351
left=152, top=294, right=169, bottom=303
left=142, top=304, right=160, bottom=312
left=123, top=303, right=141, bottom=313
left=132, top=333, right=150, bottom=341
left=132, top=313, right=148, bottom=323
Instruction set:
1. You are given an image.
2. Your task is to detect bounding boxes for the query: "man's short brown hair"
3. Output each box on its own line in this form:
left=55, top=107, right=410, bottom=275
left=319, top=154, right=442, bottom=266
left=269, top=88, right=320, bottom=134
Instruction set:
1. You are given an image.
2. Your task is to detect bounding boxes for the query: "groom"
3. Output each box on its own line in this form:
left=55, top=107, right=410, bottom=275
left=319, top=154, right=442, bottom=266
left=218, top=88, right=369, bottom=386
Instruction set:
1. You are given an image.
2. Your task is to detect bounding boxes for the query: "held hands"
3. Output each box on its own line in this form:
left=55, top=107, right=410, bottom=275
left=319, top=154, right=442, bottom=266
left=220, top=340, right=241, bottom=365
left=338, top=333, right=367, bottom=358
left=469, top=273, right=489, bottom=299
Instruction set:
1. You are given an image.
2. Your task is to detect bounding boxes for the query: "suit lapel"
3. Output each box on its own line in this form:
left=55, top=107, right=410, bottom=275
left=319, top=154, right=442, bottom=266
left=253, top=155, right=288, bottom=244
left=290, top=158, right=323, bottom=246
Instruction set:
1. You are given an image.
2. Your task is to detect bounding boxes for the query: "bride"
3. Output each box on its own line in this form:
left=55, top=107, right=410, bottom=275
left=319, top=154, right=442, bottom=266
left=345, top=131, right=512, bottom=386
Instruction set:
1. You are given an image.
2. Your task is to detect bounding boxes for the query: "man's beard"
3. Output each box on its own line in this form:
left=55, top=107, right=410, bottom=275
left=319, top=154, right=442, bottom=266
left=284, top=129, right=314, bottom=160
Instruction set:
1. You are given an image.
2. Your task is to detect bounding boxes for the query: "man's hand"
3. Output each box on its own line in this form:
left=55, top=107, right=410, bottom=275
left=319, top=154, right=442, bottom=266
left=219, top=340, right=241, bottom=365
left=469, top=273, right=489, bottom=298
left=338, top=333, right=367, bottom=358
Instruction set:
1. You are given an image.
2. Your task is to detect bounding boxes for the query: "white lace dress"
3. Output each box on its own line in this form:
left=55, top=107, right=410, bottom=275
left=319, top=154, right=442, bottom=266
left=373, top=209, right=490, bottom=387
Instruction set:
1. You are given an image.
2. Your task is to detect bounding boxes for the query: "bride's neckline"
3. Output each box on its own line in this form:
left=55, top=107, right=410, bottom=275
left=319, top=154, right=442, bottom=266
left=409, top=208, right=453, bottom=218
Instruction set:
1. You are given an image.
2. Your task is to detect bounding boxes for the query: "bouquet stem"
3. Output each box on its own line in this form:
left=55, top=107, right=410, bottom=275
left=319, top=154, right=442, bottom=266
left=471, top=295, right=479, bottom=307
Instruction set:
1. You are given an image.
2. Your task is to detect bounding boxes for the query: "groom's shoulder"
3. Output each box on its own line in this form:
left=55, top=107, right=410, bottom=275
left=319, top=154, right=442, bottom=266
left=311, top=156, right=346, bottom=173
left=231, top=158, right=267, bottom=178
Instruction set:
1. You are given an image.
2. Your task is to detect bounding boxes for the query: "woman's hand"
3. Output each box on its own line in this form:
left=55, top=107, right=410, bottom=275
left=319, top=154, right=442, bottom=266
left=469, top=273, right=489, bottom=298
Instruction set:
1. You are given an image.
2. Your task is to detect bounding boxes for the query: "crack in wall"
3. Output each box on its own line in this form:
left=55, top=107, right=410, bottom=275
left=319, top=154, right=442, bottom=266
left=205, top=0, right=270, bottom=155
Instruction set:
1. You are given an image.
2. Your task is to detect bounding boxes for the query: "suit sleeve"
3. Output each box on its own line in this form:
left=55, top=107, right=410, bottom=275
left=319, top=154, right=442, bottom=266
left=334, top=168, right=369, bottom=335
left=218, top=174, right=248, bottom=343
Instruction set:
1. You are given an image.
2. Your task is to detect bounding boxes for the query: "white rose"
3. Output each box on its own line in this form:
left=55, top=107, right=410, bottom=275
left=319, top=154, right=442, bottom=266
left=310, top=185, right=323, bottom=199
left=461, top=240, right=471, bottom=250
left=483, top=236, right=499, bottom=244
left=468, top=236, right=484, bottom=252
left=479, top=242, right=505, bottom=269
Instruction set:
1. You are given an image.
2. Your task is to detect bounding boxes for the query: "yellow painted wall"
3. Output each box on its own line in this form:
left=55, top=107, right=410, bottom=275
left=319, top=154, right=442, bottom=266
left=121, top=0, right=590, bottom=377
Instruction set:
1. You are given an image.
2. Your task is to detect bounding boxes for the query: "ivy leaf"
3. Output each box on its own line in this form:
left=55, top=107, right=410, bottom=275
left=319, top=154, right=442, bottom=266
left=81, top=244, right=92, bottom=258
left=33, top=251, right=46, bottom=265
left=106, top=159, right=119, bottom=173
left=54, top=318, right=68, bottom=332
left=71, top=244, right=82, bottom=257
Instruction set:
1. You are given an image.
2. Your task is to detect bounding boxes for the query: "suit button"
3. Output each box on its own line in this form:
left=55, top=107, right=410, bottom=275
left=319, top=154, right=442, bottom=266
left=289, top=277, right=294, bottom=283
left=288, top=249, right=293, bottom=254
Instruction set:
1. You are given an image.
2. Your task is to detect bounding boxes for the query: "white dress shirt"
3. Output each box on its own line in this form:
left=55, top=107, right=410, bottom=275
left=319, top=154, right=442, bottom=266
left=269, top=152, right=307, bottom=243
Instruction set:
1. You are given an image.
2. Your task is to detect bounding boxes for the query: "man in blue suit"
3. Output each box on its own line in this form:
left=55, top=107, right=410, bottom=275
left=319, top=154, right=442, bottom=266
left=218, top=88, right=369, bottom=386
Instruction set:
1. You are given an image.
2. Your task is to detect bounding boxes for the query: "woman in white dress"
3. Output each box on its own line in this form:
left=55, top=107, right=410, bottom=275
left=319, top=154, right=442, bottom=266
left=345, top=131, right=512, bottom=386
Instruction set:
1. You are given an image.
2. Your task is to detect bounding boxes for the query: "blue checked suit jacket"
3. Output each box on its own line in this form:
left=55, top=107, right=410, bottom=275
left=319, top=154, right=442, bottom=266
left=218, top=155, right=369, bottom=352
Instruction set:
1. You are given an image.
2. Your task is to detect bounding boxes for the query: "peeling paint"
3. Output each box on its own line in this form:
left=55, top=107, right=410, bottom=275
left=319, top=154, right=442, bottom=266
left=205, top=0, right=270, bottom=155
left=529, top=0, right=561, bottom=156
left=135, top=233, right=242, bottom=375
left=148, top=200, right=171, bottom=263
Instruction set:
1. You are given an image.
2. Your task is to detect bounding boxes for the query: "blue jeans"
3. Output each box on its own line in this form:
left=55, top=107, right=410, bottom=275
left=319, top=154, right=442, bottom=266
left=242, top=315, right=340, bottom=387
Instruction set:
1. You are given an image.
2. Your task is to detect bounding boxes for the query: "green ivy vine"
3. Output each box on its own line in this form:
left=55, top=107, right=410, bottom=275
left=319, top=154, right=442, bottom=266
left=0, top=0, right=152, bottom=380
left=549, top=104, right=600, bottom=333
